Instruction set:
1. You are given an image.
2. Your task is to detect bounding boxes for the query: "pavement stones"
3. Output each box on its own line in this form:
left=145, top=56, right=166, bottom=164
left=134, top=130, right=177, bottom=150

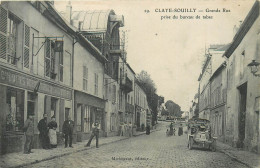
left=0, top=128, right=159, bottom=168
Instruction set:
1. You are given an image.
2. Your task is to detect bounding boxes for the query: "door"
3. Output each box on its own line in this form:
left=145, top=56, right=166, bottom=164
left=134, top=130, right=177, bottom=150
left=238, top=83, right=247, bottom=148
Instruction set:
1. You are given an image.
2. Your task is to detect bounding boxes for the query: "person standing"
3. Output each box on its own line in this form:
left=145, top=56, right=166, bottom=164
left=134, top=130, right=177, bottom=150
left=48, top=116, right=58, bottom=148
left=128, top=122, right=132, bottom=137
left=37, top=114, right=50, bottom=149
left=119, top=122, right=124, bottom=136
left=62, top=116, right=74, bottom=148
left=23, top=114, right=34, bottom=154
left=85, top=121, right=100, bottom=148
left=146, top=124, right=150, bottom=135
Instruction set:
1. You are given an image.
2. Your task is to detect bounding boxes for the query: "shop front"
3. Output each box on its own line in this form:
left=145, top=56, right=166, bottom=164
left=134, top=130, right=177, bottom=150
left=74, top=91, right=105, bottom=142
left=0, top=66, right=72, bottom=154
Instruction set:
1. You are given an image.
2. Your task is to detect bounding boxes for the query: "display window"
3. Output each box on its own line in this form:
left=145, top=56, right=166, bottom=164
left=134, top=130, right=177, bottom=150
left=6, top=87, right=24, bottom=132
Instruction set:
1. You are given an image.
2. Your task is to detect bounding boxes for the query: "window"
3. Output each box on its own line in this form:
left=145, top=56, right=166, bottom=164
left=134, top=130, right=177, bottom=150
left=6, top=87, right=24, bottom=132
left=0, top=7, right=23, bottom=65
left=59, top=52, right=63, bottom=82
left=105, top=79, right=108, bottom=99
left=110, top=113, right=116, bottom=131
left=7, top=13, right=19, bottom=65
left=119, top=91, right=123, bottom=110
left=112, top=85, right=116, bottom=103
left=83, top=66, right=88, bottom=91
left=94, top=73, right=98, bottom=95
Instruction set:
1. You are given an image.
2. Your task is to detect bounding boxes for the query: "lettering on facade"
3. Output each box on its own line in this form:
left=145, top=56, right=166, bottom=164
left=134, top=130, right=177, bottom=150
left=0, top=67, right=72, bottom=99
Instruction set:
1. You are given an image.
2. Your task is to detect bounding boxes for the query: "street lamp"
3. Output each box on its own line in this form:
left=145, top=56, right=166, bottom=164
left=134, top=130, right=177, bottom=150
left=247, top=60, right=260, bottom=77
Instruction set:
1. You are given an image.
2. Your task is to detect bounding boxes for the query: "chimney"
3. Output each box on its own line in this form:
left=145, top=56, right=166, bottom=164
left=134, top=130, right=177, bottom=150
left=66, top=1, right=72, bottom=24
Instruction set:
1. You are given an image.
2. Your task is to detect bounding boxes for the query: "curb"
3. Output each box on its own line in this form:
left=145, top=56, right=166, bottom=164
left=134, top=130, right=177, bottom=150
left=9, top=128, right=161, bottom=168
left=9, top=137, right=129, bottom=168
left=217, top=148, right=252, bottom=168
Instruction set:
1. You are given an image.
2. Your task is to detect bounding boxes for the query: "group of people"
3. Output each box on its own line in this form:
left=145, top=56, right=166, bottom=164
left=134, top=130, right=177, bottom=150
left=37, top=114, right=58, bottom=150
left=119, top=122, right=133, bottom=137
left=23, top=113, right=101, bottom=154
left=166, top=122, right=183, bottom=136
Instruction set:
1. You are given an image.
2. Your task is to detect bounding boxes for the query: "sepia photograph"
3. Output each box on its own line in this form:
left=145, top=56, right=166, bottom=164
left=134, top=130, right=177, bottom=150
left=0, top=0, right=259, bottom=167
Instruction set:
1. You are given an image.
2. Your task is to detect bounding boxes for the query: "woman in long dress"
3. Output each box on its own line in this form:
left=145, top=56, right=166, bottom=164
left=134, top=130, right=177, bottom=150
left=48, top=116, right=58, bottom=148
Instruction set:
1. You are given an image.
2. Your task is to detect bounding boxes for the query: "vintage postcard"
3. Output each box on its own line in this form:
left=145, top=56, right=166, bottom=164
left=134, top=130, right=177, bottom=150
left=0, top=0, right=259, bottom=167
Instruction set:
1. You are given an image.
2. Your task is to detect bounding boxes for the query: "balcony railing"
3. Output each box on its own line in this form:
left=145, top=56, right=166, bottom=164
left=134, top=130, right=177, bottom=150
left=120, top=76, right=133, bottom=93
left=126, top=103, right=134, bottom=113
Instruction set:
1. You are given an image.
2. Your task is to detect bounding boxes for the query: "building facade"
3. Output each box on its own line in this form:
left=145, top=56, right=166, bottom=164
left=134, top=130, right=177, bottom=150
left=224, top=1, right=260, bottom=152
left=134, top=80, right=148, bottom=130
left=0, top=1, right=74, bottom=154
left=73, top=34, right=107, bottom=141
left=209, top=62, right=227, bottom=142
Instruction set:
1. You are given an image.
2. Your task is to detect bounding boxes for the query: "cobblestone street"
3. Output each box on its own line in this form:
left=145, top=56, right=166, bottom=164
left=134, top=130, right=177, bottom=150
left=25, top=122, right=249, bottom=168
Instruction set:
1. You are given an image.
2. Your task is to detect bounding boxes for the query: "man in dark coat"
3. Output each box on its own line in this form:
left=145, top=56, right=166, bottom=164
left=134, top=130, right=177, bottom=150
left=85, top=121, right=100, bottom=148
left=23, top=114, right=34, bottom=154
left=62, top=116, right=74, bottom=148
left=37, top=113, right=50, bottom=149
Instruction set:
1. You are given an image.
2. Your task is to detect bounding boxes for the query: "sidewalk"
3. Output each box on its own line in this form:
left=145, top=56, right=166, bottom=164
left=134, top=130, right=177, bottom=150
left=217, top=140, right=260, bottom=168
left=0, top=126, right=160, bottom=168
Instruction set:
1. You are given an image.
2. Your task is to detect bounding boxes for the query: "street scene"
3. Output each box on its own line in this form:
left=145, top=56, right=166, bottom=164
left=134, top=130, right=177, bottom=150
left=0, top=0, right=260, bottom=168
left=21, top=122, right=249, bottom=168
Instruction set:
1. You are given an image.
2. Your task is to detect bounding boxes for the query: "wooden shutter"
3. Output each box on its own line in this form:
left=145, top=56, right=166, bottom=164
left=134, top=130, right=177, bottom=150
left=45, top=39, right=51, bottom=77
left=0, top=6, right=7, bottom=60
left=24, top=24, right=30, bottom=68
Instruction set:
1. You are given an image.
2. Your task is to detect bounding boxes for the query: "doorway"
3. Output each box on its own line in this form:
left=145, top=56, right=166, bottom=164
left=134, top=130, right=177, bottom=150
left=237, top=82, right=247, bottom=148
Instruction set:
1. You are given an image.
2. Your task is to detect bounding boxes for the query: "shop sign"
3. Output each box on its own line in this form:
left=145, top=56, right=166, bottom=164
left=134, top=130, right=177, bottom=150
left=0, top=67, right=72, bottom=99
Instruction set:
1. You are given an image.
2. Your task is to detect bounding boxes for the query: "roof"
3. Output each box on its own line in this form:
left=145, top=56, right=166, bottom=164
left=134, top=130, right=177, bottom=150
left=45, top=3, right=107, bottom=63
left=71, top=10, right=115, bottom=32
left=224, top=1, right=259, bottom=58
left=209, top=62, right=226, bottom=81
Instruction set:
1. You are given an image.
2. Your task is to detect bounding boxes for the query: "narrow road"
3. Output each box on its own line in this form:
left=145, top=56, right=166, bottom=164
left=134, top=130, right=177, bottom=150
left=26, top=122, right=248, bottom=168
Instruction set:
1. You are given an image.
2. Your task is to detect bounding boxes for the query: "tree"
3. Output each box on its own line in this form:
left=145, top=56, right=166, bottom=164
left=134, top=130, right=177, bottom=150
left=161, top=107, right=169, bottom=116
left=136, top=70, right=158, bottom=125
left=165, top=100, right=183, bottom=117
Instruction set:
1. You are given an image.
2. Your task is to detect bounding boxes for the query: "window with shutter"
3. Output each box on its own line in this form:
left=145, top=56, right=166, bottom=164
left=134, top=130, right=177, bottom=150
left=59, top=52, right=63, bottom=82
left=45, top=38, right=51, bottom=77
left=94, top=73, right=98, bottom=95
left=23, top=24, right=30, bottom=68
left=0, top=6, right=7, bottom=61
left=83, top=66, right=88, bottom=91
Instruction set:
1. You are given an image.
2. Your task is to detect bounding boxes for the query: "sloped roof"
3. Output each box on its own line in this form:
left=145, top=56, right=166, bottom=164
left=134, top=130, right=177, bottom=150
left=71, top=10, right=115, bottom=32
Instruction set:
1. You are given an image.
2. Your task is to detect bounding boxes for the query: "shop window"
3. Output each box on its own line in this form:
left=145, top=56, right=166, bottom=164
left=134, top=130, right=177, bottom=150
left=76, top=104, right=82, bottom=132
left=6, top=87, right=24, bottom=132
left=51, top=97, right=57, bottom=118
left=110, top=113, right=116, bottom=131
left=27, top=92, right=36, bottom=117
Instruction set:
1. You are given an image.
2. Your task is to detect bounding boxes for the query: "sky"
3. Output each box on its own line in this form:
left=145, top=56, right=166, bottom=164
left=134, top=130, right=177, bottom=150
left=55, top=0, right=255, bottom=111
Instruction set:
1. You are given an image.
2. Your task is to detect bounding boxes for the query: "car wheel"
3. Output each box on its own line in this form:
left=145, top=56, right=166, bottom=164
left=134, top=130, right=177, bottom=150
left=188, top=137, right=193, bottom=150
left=211, top=140, right=216, bottom=152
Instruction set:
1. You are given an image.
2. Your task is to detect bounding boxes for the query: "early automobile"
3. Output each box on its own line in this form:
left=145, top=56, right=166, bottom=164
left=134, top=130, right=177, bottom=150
left=187, top=118, right=216, bottom=152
